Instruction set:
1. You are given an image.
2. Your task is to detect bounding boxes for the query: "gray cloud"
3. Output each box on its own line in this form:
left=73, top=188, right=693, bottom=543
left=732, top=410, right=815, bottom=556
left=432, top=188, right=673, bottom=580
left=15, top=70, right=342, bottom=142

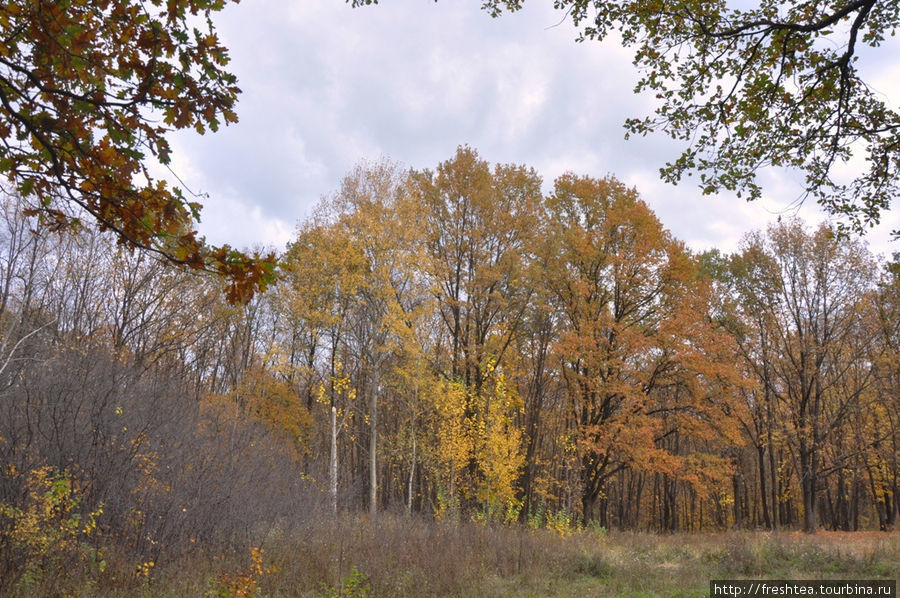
left=162, top=0, right=898, bottom=258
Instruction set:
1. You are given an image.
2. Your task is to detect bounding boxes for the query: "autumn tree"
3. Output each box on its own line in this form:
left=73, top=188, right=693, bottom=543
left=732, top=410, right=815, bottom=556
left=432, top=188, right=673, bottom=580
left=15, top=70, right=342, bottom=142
left=858, top=257, right=900, bottom=529
left=281, top=215, right=366, bottom=514
left=0, top=0, right=274, bottom=301
left=731, top=219, right=878, bottom=532
left=508, top=277, right=564, bottom=519
left=705, top=247, right=787, bottom=529
left=409, top=146, right=540, bottom=517
left=411, top=146, right=540, bottom=387
left=275, top=160, right=431, bottom=515
left=321, top=160, right=422, bottom=515
left=274, top=150, right=540, bottom=520
left=542, top=173, right=743, bottom=526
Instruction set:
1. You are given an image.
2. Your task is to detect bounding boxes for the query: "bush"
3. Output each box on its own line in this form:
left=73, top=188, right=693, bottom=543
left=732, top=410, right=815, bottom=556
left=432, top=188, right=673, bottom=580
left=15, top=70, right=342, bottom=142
left=0, top=467, right=105, bottom=595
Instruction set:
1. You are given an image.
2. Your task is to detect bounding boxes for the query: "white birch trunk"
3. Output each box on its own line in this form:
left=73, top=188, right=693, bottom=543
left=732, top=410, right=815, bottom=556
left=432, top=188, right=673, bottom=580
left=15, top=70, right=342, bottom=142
left=330, top=405, right=338, bottom=516
left=407, top=432, right=416, bottom=515
left=369, top=385, right=377, bottom=516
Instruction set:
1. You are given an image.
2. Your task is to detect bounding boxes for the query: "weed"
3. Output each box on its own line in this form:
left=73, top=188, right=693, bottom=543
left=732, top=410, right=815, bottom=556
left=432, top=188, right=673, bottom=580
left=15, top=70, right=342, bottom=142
left=206, top=545, right=276, bottom=598
left=318, top=567, right=370, bottom=598
left=573, top=553, right=615, bottom=578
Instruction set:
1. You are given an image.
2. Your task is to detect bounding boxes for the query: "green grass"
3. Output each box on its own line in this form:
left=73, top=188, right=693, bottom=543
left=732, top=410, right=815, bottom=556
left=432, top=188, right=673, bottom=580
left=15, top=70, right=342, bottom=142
left=6, top=517, right=898, bottom=597
left=482, top=530, right=898, bottom=598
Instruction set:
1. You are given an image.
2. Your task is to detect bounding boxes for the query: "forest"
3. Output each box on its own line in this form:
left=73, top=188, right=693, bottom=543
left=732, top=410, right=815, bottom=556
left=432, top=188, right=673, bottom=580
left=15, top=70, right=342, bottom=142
left=0, top=146, right=897, bottom=593
left=1, top=0, right=899, bottom=594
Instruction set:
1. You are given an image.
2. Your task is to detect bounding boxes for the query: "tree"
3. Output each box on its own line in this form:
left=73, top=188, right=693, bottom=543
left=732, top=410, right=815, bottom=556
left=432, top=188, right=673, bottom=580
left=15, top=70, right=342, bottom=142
left=411, top=146, right=540, bottom=390
left=357, top=0, right=900, bottom=237
left=282, top=215, right=367, bottom=515
left=320, top=160, right=419, bottom=516
left=731, top=219, right=877, bottom=532
left=410, top=146, right=540, bottom=516
left=0, top=0, right=275, bottom=302
left=543, top=173, right=743, bottom=525
left=859, top=258, right=900, bottom=529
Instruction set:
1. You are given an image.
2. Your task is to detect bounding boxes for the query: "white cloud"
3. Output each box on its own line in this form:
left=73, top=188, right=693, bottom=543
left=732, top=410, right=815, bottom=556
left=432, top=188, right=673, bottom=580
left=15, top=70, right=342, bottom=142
left=153, top=0, right=898, bottom=259
left=196, top=190, right=292, bottom=252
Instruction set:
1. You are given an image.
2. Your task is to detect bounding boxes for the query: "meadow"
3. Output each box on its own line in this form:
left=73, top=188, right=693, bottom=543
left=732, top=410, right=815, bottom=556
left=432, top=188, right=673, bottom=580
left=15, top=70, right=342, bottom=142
left=8, top=514, right=896, bottom=597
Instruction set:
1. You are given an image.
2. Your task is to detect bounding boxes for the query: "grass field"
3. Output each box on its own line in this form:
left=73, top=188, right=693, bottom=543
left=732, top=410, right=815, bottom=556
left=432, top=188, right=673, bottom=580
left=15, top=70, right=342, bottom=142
left=17, top=516, right=895, bottom=597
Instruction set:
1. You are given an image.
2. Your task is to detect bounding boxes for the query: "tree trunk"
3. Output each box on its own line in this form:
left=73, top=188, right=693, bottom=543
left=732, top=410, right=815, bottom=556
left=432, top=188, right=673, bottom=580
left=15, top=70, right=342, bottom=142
left=369, top=382, right=377, bottom=517
left=757, top=444, right=772, bottom=529
left=330, top=405, right=338, bottom=516
left=768, top=430, right=779, bottom=529
left=407, top=431, right=416, bottom=515
left=800, top=447, right=818, bottom=533
left=733, top=468, right=744, bottom=529
left=582, top=492, right=596, bottom=524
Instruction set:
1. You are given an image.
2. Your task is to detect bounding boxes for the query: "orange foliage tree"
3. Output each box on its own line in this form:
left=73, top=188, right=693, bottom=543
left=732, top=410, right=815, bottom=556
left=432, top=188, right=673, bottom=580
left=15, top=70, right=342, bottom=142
left=542, top=173, right=744, bottom=525
left=0, top=0, right=275, bottom=302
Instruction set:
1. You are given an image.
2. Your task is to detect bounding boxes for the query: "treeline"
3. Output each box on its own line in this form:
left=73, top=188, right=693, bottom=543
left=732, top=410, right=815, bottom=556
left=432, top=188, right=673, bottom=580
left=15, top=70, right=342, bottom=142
left=0, top=147, right=897, bottom=573
left=272, top=148, right=897, bottom=534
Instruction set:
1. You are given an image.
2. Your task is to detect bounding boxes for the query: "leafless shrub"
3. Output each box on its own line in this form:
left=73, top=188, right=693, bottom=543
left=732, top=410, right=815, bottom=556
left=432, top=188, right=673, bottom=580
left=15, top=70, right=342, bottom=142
left=0, top=337, right=322, bottom=567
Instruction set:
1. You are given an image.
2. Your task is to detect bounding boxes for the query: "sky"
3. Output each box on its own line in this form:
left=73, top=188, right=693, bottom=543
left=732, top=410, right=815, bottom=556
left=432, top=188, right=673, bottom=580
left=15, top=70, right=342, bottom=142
left=163, top=0, right=900, bottom=260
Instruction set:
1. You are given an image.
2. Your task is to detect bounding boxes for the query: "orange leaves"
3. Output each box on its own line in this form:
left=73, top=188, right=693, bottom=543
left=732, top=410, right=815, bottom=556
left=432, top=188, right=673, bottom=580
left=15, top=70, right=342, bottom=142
left=0, top=0, right=267, bottom=303
left=214, top=247, right=278, bottom=305
left=210, top=545, right=276, bottom=598
left=542, top=173, right=744, bottom=514
left=232, top=365, right=312, bottom=461
left=94, top=137, right=119, bottom=167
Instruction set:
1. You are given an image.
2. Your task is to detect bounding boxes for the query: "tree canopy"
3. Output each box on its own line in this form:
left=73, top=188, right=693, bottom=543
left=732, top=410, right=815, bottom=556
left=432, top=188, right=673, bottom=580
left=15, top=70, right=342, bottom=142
left=352, top=0, right=900, bottom=238
left=0, top=0, right=275, bottom=302
left=1, top=147, right=898, bottom=568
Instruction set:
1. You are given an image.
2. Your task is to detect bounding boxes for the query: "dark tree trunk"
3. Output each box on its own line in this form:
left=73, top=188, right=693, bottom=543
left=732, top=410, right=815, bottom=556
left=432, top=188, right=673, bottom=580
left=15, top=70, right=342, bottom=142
left=800, top=448, right=818, bottom=533
left=757, top=444, right=772, bottom=529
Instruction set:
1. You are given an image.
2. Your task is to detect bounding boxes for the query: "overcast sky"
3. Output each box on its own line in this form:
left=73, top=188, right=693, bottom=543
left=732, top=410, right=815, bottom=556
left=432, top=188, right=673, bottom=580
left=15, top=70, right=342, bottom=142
left=164, top=0, right=900, bottom=260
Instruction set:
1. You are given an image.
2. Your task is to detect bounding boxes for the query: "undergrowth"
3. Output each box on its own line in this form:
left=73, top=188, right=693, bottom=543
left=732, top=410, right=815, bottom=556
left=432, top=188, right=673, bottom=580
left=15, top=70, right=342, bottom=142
left=1, top=505, right=896, bottom=597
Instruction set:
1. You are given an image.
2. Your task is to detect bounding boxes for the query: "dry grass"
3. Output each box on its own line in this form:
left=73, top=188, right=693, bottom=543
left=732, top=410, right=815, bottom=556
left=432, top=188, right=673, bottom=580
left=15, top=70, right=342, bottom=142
left=8, top=516, right=899, bottom=597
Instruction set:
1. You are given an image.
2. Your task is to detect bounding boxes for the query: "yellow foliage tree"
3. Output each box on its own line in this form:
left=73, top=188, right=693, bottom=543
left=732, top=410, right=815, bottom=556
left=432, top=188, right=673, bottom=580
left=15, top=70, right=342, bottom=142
left=233, top=365, right=313, bottom=463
